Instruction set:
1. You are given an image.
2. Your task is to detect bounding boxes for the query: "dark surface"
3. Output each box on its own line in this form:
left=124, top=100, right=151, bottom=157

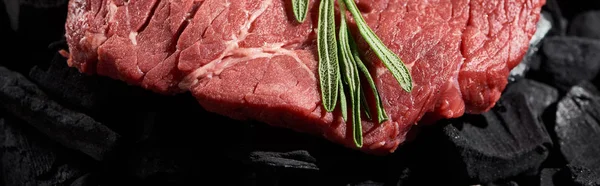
left=0, top=116, right=90, bottom=186
left=568, top=11, right=600, bottom=39
left=555, top=82, right=600, bottom=186
left=412, top=93, right=553, bottom=184
left=0, top=66, right=121, bottom=161
left=539, top=37, right=600, bottom=92
left=503, top=79, right=559, bottom=117
left=1, top=0, right=600, bottom=185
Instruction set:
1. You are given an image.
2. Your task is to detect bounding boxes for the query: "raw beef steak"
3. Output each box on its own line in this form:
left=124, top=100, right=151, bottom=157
left=63, top=0, right=545, bottom=154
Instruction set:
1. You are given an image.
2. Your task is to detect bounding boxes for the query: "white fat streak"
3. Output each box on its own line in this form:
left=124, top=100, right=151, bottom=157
left=107, top=1, right=118, bottom=22
left=180, top=0, right=314, bottom=90
left=129, top=32, right=138, bottom=45
left=178, top=42, right=313, bottom=89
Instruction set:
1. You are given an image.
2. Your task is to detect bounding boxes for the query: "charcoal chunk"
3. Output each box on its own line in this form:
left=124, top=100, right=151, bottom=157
left=430, top=93, right=553, bottom=183
left=568, top=11, right=600, bottom=40
left=0, top=66, right=120, bottom=161
left=0, top=117, right=87, bottom=186
left=503, top=79, right=559, bottom=117
left=555, top=82, right=600, bottom=186
left=567, top=165, right=600, bottom=186
left=249, top=150, right=318, bottom=170
left=540, top=37, right=600, bottom=92
left=29, top=52, right=104, bottom=110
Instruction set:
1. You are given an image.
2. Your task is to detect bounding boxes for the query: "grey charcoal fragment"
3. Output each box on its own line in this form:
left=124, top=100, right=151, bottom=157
left=249, top=150, right=318, bottom=170
left=555, top=82, right=600, bottom=186
left=503, top=79, right=559, bottom=117
left=440, top=93, right=552, bottom=183
left=1, top=118, right=86, bottom=186
left=567, top=165, right=600, bottom=186
left=0, top=66, right=120, bottom=161
left=568, top=11, right=600, bottom=40
left=541, top=37, right=600, bottom=92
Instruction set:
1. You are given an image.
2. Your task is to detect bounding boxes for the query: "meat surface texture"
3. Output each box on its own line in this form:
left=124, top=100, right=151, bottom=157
left=64, top=0, right=546, bottom=154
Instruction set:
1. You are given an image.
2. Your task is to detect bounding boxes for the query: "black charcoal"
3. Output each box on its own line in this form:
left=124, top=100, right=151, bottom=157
left=29, top=52, right=104, bottom=110
left=503, top=79, right=559, bottom=117
left=249, top=150, right=318, bottom=170
left=0, top=66, right=120, bottom=161
left=0, top=117, right=87, bottom=186
left=555, top=82, right=600, bottom=186
left=567, top=165, right=600, bottom=186
left=433, top=93, right=552, bottom=183
left=568, top=11, right=600, bottom=40
left=540, top=37, right=600, bottom=92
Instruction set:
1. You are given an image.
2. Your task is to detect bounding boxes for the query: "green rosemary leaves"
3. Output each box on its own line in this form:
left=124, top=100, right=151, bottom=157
left=295, top=0, right=413, bottom=148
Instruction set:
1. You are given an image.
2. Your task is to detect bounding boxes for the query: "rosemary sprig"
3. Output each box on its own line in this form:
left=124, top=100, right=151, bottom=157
left=317, top=0, right=340, bottom=112
left=293, top=0, right=413, bottom=148
left=338, top=1, right=363, bottom=147
left=292, top=0, right=310, bottom=22
left=342, top=0, right=413, bottom=92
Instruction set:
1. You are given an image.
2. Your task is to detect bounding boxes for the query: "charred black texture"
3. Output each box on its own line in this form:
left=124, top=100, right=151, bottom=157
left=0, top=66, right=121, bottom=161
left=555, top=82, right=600, bottom=186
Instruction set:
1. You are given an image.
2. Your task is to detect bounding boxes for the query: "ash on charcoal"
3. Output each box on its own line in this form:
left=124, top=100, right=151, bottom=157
left=568, top=11, right=600, bottom=39
left=413, top=93, right=553, bottom=184
left=539, top=37, right=600, bottom=92
left=0, top=117, right=88, bottom=186
left=0, top=66, right=120, bottom=161
left=555, top=81, right=600, bottom=186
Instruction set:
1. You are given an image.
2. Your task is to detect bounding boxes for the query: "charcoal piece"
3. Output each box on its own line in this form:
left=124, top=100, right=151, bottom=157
left=433, top=93, right=552, bottom=183
left=29, top=52, right=104, bottom=110
left=568, top=11, right=600, bottom=40
left=503, top=79, right=559, bottom=117
left=0, top=117, right=87, bottom=186
left=540, top=37, right=600, bottom=92
left=567, top=165, right=600, bottom=186
left=249, top=150, right=318, bottom=170
left=555, top=82, right=600, bottom=186
left=0, top=66, right=120, bottom=161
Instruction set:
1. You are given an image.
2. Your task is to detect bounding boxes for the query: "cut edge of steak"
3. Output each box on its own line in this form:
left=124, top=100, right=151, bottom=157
left=63, top=0, right=546, bottom=155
